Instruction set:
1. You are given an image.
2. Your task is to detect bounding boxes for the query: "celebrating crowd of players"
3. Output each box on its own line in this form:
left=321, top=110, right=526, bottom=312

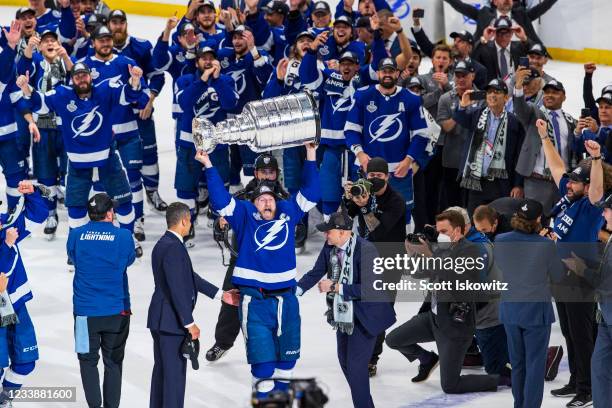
left=0, top=0, right=611, bottom=407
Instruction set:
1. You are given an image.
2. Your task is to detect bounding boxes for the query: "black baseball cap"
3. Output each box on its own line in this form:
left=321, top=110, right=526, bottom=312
left=367, top=157, right=389, bottom=175
left=450, top=30, right=474, bottom=45
left=527, top=43, right=548, bottom=57
left=231, top=24, right=252, bottom=35
left=493, top=16, right=512, bottom=32
left=378, top=57, right=397, bottom=71
left=406, top=76, right=424, bottom=91
left=92, top=25, right=113, bottom=40
left=71, top=62, right=91, bottom=77
left=313, top=1, right=331, bottom=15
left=196, top=46, right=216, bottom=58
left=295, top=30, right=315, bottom=42
left=515, top=199, right=543, bottom=221
left=355, top=16, right=371, bottom=29
left=454, top=59, right=475, bottom=74
left=596, top=92, right=612, bottom=105
left=564, top=163, right=591, bottom=184
left=109, top=9, right=127, bottom=22
left=15, top=7, right=35, bottom=19
left=254, top=153, right=279, bottom=171
left=333, top=15, right=353, bottom=27
left=542, top=79, right=565, bottom=93
left=485, top=78, right=508, bottom=93
left=86, top=14, right=108, bottom=29
left=262, top=0, right=289, bottom=15
left=316, top=211, right=353, bottom=232
left=197, top=0, right=216, bottom=11
left=39, top=29, right=59, bottom=40
left=602, top=84, right=612, bottom=96
left=409, top=40, right=421, bottom=55
left=339, top=51, right=359, bottom=64
left=88, top=193, right=118, bottom=217
left=179, top=22, right=196, bottom=36
left=251, top=180, right=281, bottom=201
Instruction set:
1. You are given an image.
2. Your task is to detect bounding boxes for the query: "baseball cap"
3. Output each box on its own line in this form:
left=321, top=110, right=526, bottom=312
left=109, top=9, right=127, bottom=22
left=262, top=0, right=289, bottom=15
left=254, top=153, right=279, bottom=171
left=196, top=46, right=216, bottom=58
left=564, top=163, right=591, bottom=184
left=409, top=40, right=421, bottom=54
left=454, top=59, right=475, bottom=74
left=450, top=30, right=474, bottom=45
left=527, top=43, right=548, bottom=57
left=197, top=0, right=216, bottom=11
left=366, top=157, right=389, bottom=175
left=339, top=51, right=359, bottom=64
left=333, top=15, right=353, bottom=27
left=251, top=180, right=282, bottom=201
left=70, top=62, right=91, bottom=77
left=313, top=1, right=331, bottom=15
left=515, top=199, right=543, bottom=221
left=542, top=79, right=565, bottom=93
left=86, top=14, right=108, bottom=30
left=602, top=84, right=612, bottom=95
left=179, top=22, right=196, bottom=36
left=88, top=193, right=118, bottom=217
left=378, top=57, right=397, bottom=71
left=15, top=7, right=35, bottom=19
left=295, top=30, right=315, bottom=42
left=493, top=16, right=512, bottom=32
left=485, top=78, right=508, bottom=93
left=596, top=92, right=612, bottom=105
left=406, top=76, right=424, bottom=90
left=316, top=211, right=353, bottom=232
left=92, top=25, right=113, bottom=40
left=231, top=24, right=251, bottom=35
left=355, top=16, right=371, bottom=29
left=39, top=29, right=59, bottom=40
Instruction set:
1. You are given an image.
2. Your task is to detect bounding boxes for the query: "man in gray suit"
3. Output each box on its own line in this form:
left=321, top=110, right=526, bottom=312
left=513, top=70, right=578, bottom=213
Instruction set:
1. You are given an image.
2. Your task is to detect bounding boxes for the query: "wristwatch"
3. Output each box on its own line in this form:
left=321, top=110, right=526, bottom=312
left=330, top=283, right=336, bottom=293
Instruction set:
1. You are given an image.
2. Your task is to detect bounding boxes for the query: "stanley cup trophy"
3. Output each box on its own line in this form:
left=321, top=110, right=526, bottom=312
left=192, top=91, right=321, bottom=153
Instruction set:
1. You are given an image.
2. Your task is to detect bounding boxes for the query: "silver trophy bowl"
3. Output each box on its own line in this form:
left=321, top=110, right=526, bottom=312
left=192, top=91, right=321, bottom=153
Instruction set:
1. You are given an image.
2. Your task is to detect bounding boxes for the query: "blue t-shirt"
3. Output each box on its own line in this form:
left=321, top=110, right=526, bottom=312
left=555, top=175, right=604, bottom=243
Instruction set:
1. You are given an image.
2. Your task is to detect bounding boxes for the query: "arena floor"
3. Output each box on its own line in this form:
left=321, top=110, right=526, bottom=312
left=1, top=8, right=611, bottom=407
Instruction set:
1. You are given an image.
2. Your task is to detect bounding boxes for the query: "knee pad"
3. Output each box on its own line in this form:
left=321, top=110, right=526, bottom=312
left=3, top=361, right=35, bottom=387
left=68, top=207, right=89, bottom=229
left=251, top=362, right=275, bottom=394
left=273, top=360, right=295, bottom=391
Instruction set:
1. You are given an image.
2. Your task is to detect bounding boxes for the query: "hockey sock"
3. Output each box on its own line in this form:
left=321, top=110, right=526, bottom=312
left=141, top=161, right=159, bottom=191
left=5, top=172, right=25, bottom=211
left=1, top=361, right=35, bottom=399
left=127, top=169, right=144, bottom=219
left=176, top=191, right=197, bottom=215
left=37, top=178, right=57, bottom=212
left=115, top=202, right=135, bottom=232
left=251, top=362, right=275, bottom=399
left=68, top=206, right=89, bottom=229
left=273, top=360, right=296, bottom=392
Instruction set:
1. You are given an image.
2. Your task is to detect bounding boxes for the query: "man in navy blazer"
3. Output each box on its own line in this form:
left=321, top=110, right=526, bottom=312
left=297, top=212, right=396, bottom=408
left=147, top=202, right=238, bottom=408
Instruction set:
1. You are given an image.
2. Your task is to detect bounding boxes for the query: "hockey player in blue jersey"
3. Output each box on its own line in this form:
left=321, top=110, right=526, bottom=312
left=319, top=16, right=366, bottom=66
left=244, top=0, right=290, bottom=65
left=16, top=61, right=147, bottom=259
left=0, top=180, right=48, bottom=407
left=175, top=46, right=239, bottom=245
left=175, top=0, right=228, bottom=50
left=26, top=0, right=76, bottom=44
left=345, top=57, right=429, bottom=226
left=300, top=28, right=387, bottom=220
left=197, top=142, right=320, bottom=399
left=217, top=25, right=273, bottom=186
left=108, top=9, right=169, bottom=214
left=79, top=25, right=150, bottom=242
left=17, top=29, right=74, bottom=239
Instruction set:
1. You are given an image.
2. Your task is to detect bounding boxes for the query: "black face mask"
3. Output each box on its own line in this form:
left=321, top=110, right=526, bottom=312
left=484, top=232, right=496, bottom=242
left=368, top=177, right=386, bottom=193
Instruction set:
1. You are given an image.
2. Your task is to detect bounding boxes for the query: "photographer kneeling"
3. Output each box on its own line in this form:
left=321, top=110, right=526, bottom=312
left=385, top=210, right=500, bottom=394
left=343, top=157, right=406, bottom=377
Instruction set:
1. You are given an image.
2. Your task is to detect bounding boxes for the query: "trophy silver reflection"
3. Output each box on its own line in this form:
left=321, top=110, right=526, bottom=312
left=192, top=91, right=321, bottom=153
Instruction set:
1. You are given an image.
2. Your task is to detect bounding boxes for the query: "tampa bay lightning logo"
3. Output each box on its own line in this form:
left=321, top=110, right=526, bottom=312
left=331, top=96, right=351, bottom=114
left=368, top=113, right=403, bottom=143
left=254, top=219, right=290, bottom=252
left=193, top=87, right=220, bottom=118
left=229, top=69, right=246, bottom=95
left=71, top=106, right=103, bottom=138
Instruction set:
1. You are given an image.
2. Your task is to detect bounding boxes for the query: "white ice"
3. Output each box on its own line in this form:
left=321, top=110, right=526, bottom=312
left=1, top=8, right=611, bottom=407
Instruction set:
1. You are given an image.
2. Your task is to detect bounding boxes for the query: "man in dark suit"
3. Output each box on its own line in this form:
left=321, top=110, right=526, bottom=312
left=386, top=210, right=501, bottom=394
left=297, top=212, right=396, bottom=408
left=443, top=0, right=558, bottom=44
left=147, top=202, right=238, bottom=408
left=471, top=16, right=532, bottom=82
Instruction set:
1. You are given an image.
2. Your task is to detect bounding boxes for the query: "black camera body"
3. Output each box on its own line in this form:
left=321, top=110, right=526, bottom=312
left=449, top=302, right=472, bottom=324
left=252, top=378, right=328, bottom=408
left=406, top=224, right=439, bottom=243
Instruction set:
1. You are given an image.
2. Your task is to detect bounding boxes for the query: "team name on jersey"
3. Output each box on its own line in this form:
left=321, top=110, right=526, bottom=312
left=79, top=231, right=116, bottom=241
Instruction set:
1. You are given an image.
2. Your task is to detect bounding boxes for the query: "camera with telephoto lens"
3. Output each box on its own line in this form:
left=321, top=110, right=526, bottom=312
left=449, top=302, right=472, bottom=324
left=252, top=378, right=328, bottom=408
left=348, top=179, right=372, bottom=197
left=406, top=224, right=439, bottom=243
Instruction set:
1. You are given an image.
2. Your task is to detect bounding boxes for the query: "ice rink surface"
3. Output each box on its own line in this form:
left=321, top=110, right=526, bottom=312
left=1, top=8, right=611, bottom=407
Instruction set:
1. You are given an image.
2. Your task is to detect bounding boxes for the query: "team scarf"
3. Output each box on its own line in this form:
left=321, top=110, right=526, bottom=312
left=325, top=234, right=357, bottom=335
left=549, top=194, right=579, bottom=241
left=461, top=107, right=508, bottom=191
left=538, top=106, right=576, bottom=176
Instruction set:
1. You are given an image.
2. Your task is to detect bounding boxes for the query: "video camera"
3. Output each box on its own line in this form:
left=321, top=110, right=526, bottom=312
left=251, top=378, right=328, bottom=408
left=406, top=224, right=439, bottom=243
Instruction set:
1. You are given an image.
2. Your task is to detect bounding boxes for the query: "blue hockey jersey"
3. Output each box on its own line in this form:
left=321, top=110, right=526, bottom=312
left=0, top=190, right=48, bottom=311
left=217, top=48, right=273, bottom=113
left=345, top=85, right=429, bottom=171
left=26, top=82, right=145, bottom=168
left=78, top=54, right=148, bottom=141
left=35, top=6, right=76, bottom=43
left=319, top=37, right=366, bottom=66
left=207, top=161, right=321, bottom=289
left=113, top=36, right=165, bottom=96
left=16, top=52, right=71, bottom=91
left=176, top=72, right=238, bottom=147
left=245, top=12, right=289, bottom=65
left=0, top=46, right=29, bottom=142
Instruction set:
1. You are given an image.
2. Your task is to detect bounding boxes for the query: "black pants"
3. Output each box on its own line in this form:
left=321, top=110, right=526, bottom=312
left=467, top=179, right=512, bottom=216
left=440, top=167, right=466, bottom=210
left=386, top=312, right=499, bottom=393
left=556, top=301, right=597, bottom=395
left=214, top=256, right=241, bottom=349
left=149, top=331, right=187, bottom=408
left=77, top=314, right=130, bottom=408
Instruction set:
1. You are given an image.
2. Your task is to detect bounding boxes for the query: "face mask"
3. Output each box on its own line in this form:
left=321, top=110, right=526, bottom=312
left=484, top=232, right=495, bottom=241
left=368, top=177, right=386, bottom=193
left=437, top=233, right=452, bottom=243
